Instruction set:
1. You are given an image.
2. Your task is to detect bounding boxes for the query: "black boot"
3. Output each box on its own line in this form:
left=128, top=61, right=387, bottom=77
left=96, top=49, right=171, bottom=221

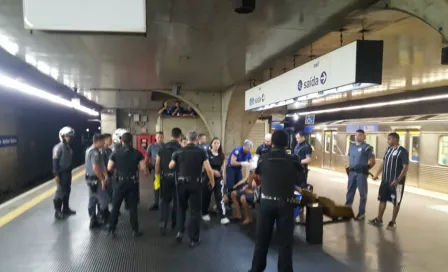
left=100, top=209, right=110, bottom=226
left=124, top=199, right=130, bottom=210
left=149, top=203, right=159, bottom=211
left=150, top=189, right=160, bottom=211
left=176, top=232, right=183, bottom=243
left=89, top=208, right=99, bottom=229
left=159, top=223, right=167, bottom=236
left=62, top=196, right=76, bottom=216
left=54, top=199, right=65, bottom=220
left=189, top=238, right=201, bottom=248
left=108, top=229, right=116, bottom=238
left=132, top=230, right=143, bottom=237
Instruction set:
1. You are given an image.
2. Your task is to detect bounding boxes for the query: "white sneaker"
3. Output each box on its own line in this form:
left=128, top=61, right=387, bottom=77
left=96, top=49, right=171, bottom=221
left=220, top=217, right=230, bottom=225
left=202, top=214, right=211, bottom=222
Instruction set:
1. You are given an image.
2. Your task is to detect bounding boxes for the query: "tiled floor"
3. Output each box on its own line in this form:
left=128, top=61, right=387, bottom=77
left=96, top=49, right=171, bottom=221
left=0, top=168, right=446, bottom=271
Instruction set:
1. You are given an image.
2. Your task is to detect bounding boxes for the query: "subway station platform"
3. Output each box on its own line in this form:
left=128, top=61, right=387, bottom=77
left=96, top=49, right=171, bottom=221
left=0, top=167, right=447, bottom=272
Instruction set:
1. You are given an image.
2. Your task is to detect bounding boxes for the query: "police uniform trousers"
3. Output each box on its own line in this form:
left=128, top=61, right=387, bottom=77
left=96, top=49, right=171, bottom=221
left=106, top=174, right=114, bottom=201
left=109, top=178, right=139, bottom=231
left=150, top=166, right=160, bottom=206
left=202, top=177, right=226, bottom=218
left=160, top=175, right=177, bottom=228
left=88, top=181, right=110, bottom=216
left=177, top=178, right=202, bottom=241
left=250, top=199, right=295, bottom=272
left=53, top=169, right=72, bottom=212
left=110, top=174, right=132, bottom=209
left=346, top=171, right=368, bottom=215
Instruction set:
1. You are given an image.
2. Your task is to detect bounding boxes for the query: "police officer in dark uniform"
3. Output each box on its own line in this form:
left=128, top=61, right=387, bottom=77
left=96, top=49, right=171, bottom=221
left=101, top=133, right=113, bottom=200
left=255, top=133, right=272, bottom=156
left=107, top=132, right=148, bottom=237
left=293, top=131, right=313, bottom=188
left=169, top=131, right=215, bottom=247
left=155, top=127, right=182, bottom=235
left=52, top=126, right=76, bottom=220
left=111, top=128, right=133, bottom=211
left=147, top=131, right=164, bottom=211
left=85, top=134, right=110, bottom=228
left=249, top=130, right=302, bottom=272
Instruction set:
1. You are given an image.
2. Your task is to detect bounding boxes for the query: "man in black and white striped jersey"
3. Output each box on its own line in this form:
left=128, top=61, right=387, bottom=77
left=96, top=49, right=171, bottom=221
left=369, top=132, right=409, bottom=230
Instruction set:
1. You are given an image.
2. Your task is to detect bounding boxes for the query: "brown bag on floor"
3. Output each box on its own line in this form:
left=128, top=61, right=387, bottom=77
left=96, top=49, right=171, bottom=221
left=318, top=197, right=354, bottom=220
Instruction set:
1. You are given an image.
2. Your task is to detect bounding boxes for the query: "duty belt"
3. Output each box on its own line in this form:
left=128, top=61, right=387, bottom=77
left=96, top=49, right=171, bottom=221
left=85, top=175, right=99, bottom=181
left=177, top=176, right=201, bottom=183
left=349, top=167, right=368, bottom=174
left=261, top=193, right=301, bottom=206
left=162, top=172, right=176, bottom=178
left=117, top=176, right=137, bottom=181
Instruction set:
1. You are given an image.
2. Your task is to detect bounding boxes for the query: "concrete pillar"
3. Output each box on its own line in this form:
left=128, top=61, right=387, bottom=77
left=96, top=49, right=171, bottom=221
left=222, top=84, right=262, bottom=154
left=101, top=109, right=117, bottom=134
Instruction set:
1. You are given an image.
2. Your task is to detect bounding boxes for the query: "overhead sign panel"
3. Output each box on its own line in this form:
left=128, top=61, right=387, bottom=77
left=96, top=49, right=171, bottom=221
left=305, top=115, right=315, bottom=125
left=0, top=136, right=18, bottom=148
left=23, top=0, right=146, bottom=33
left=346, top=124, right=379, bottom=133
left=245, top=40, right=383, bottom=111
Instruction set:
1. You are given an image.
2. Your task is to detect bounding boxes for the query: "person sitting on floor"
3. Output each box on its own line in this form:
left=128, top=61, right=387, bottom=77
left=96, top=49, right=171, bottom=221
left=223, top=160, right=258, bottom=224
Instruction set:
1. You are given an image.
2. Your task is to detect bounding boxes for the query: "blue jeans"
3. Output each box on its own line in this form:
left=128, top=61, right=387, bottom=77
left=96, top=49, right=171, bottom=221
left=225, top=167, right=243, bottom=190
left=345, top=172, right=368, bottom=215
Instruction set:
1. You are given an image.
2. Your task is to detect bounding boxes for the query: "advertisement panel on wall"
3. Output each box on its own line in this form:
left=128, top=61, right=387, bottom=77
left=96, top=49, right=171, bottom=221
left=23, top=0, right=146, bottom=33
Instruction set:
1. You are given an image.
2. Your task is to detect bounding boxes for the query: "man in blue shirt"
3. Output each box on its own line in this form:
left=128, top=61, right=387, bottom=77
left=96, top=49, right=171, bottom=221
left=226, top=140, right=253, bottom=191
left=183, top=105, right=197, bottom=117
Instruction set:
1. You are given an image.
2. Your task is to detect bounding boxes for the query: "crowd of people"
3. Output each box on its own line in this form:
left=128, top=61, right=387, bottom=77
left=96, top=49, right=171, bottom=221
left=158, top=100, right=197, bottom=117
left=51, top=124, right=409, bottom=272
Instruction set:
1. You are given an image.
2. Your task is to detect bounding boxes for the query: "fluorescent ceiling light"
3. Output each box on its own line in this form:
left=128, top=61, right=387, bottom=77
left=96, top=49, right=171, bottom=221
left=25, top=54, right=37, bottom=66
left=50, top=68, right=59, bottom=80
left=0, top=74, right=98, bottom=116
left=0, top=34, right=19, bottom=56
left=37, top=61, right=50, bottom=75
left=291, top=93, right=448, bottom=116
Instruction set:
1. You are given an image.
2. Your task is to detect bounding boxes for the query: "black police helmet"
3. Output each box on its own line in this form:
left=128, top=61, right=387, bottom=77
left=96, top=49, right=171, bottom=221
left=271, top=130, right=288, bottom=148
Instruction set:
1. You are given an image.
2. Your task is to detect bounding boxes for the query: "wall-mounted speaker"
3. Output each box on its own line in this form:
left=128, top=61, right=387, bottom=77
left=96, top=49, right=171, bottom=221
left=172, top=84, right=181, bottom=95
left=233, top=0, right=255, bottom=14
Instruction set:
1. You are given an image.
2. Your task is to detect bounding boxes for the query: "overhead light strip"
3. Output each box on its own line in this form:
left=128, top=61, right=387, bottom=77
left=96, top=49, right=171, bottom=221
left=290, top=93, right=448, bottom=116
left=0, top=74, right=99, bottom=116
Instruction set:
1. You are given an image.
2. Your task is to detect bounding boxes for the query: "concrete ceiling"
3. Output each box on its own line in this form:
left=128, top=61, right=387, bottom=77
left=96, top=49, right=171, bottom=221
left=0, top=0, right=376, bottom=102
left=285, top=10, right=448, bottom=111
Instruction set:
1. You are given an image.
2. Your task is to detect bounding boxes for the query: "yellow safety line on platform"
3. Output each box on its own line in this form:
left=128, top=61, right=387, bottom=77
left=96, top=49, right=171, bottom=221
left=0, top=170, right=85, bottom=228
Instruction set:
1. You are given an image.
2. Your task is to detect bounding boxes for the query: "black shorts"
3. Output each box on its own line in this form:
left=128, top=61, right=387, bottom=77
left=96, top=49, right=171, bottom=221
left=378, top=182, right=405, bottom=206
left=236, top=190, right=255, bottom=205
left=225, top=184, right=246, bottom=199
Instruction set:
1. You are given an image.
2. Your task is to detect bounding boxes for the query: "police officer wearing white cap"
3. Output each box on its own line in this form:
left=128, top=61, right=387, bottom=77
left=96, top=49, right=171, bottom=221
left=52, top=126, right=76, bottom=220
